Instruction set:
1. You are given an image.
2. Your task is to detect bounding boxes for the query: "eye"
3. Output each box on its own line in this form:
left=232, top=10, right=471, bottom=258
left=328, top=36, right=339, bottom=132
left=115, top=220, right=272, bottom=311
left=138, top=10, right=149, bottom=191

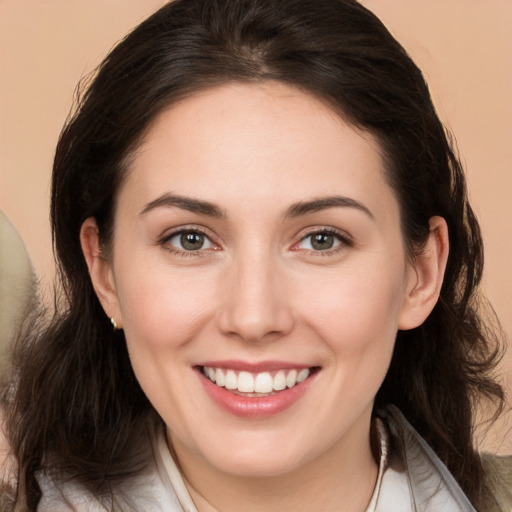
left=295, top=229, right=351, bottom=252
left=165, top=229, right=215, bottom=252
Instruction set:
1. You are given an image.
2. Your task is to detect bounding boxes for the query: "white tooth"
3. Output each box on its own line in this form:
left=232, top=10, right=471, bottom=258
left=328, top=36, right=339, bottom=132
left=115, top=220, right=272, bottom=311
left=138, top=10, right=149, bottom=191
left=207, top=367, right=216, bottom=381
left=215, top=368, right=225, bottom=387
left=238, top=371, right=255, bottom=392
left=254, top=372, right=273, bottom=393
left=297, top=368, right=310, bottom=383
left=273, top=370, right=287, bottom=391
left=286, top=369, right=298, bottom=388
left=225, top=370, right=238, bottom=390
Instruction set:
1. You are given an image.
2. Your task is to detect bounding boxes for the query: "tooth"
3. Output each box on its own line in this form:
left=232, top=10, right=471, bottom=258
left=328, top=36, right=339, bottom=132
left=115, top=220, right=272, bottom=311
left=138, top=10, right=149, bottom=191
left=215, top=368, right=225, bottom=387
left=225, top=369, right=237, bottom=390
left=286, top=369, right=298, bottom=388
left=254, top=372, right=273, bottom=393
left=273, top=370, right=286, bottom=391
left=238, top=371, right=255, bottom=392
left=208, top=366, right=310, bottom=392
left=297, top=368, right=310, bottom=383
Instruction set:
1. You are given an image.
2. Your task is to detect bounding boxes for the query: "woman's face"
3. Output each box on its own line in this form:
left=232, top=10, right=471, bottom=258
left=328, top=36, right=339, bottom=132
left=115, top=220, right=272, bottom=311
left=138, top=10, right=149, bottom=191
left=88, top=82, right=432, bottom=479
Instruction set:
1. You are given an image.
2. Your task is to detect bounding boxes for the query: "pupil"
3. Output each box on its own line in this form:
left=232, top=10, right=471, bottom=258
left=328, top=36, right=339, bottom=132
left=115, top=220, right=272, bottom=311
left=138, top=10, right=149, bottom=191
left=181, top=232, right=204, bottom=250
left=312, top=233, right=334, bottom=250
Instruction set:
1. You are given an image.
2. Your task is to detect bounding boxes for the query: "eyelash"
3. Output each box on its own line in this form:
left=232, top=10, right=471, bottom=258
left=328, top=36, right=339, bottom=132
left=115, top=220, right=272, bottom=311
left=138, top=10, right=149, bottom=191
left=294, top=228, right=353, bottom=256
left=159, top=227, right=353, bottom=258
left=160, top=227, right=218, bottom=258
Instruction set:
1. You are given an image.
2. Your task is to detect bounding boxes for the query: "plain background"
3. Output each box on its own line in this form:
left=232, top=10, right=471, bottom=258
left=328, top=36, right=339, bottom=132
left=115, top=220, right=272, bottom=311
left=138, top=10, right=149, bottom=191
left=0, top=0, right=510, bottom=452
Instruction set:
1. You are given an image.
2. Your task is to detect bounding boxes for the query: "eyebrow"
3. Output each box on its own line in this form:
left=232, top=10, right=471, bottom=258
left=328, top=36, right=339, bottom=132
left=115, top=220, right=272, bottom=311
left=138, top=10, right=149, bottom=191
left=140, top=193, right=226, bottom=218
left=140, top=193, right=373, bottom=220
left=285, top=196, right=374, bottom=219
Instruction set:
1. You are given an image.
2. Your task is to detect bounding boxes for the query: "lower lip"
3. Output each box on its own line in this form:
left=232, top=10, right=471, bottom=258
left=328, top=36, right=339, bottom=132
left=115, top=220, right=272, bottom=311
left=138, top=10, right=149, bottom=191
left=197, top=369, right=316, bottom=419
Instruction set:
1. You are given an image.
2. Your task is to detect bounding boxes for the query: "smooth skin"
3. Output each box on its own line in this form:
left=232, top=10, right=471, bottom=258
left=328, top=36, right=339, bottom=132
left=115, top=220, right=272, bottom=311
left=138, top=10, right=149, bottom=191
left=81, top=82, right=448, bottom=511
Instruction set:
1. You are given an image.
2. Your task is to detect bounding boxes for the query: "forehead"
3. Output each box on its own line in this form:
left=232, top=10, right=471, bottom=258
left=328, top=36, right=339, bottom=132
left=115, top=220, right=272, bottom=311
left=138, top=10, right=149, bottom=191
left=119, top=82, right=397, bottom=222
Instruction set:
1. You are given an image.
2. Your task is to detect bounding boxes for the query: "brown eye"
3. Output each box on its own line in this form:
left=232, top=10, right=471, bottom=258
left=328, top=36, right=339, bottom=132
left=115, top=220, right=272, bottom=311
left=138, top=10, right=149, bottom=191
left=296, top=230, right=350, bottom=252
left=310, top=233, right=335, bottom=250
left=166, top=230, right=215, bottom=252
left=180, top=232, right=205, bottom=250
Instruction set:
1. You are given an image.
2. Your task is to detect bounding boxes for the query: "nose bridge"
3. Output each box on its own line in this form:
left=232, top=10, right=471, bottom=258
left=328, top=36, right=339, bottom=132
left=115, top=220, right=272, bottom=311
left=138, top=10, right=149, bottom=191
left=218, top=243, right=293, bottom=342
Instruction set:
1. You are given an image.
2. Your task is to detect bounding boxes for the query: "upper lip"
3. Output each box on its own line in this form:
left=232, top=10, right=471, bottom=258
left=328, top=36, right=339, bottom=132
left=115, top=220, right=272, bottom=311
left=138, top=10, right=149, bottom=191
left=197, top=360, right=314, bottom=373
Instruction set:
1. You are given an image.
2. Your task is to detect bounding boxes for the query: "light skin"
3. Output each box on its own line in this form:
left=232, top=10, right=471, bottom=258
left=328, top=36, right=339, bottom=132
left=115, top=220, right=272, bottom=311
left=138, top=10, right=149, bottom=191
left=81, top=82, right=448, bottom=511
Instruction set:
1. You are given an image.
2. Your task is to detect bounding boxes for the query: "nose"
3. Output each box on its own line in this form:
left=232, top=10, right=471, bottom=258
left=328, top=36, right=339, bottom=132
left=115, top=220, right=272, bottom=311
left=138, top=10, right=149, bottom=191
left=216, top=251, right=294, bottom=343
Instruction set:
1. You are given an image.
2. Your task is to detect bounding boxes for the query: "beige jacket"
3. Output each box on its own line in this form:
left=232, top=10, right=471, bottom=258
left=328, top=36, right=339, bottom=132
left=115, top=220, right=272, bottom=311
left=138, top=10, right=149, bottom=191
left=482, top=453, right=512, bottom=512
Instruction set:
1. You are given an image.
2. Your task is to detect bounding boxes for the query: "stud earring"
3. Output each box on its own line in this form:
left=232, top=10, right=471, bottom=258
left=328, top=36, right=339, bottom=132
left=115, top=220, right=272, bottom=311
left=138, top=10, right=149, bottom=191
left=110, top=317, right=120, bottom=331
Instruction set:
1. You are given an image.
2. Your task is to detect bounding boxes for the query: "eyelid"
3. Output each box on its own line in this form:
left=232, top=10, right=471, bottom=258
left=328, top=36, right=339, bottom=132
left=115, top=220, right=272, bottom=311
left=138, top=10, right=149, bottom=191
left=159, top=225, right=221, bottom=255
left=291, top=226, right=354, bottom=252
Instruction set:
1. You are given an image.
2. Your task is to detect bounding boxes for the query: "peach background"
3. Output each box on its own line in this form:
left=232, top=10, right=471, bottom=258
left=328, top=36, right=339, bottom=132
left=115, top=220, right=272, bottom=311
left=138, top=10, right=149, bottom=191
left=0, top=1, right=510, bottom=451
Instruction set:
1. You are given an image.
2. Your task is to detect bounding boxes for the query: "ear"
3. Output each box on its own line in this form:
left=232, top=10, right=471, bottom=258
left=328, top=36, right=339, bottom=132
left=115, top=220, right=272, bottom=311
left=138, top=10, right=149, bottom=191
left=398, top=216, right=449, bottom=330
left=80, top=217, right=123, bottom=328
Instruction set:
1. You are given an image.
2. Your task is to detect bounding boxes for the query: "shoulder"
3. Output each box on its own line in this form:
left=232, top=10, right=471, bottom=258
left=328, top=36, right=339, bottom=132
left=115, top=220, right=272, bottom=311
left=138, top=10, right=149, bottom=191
left=36, top=474, right=108, bottom=512
left=37, top=415, right=178, bottom=512
left=481, top=452, right=512, bottom=511
left=377, top=405, right=478, bottom=511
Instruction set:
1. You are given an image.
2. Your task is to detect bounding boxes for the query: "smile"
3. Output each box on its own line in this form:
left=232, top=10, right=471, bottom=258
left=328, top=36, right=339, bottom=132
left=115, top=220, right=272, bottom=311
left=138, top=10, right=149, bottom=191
left=202, top=366, right=311, bottom=395
left=197, top=362, right=319, bottom=418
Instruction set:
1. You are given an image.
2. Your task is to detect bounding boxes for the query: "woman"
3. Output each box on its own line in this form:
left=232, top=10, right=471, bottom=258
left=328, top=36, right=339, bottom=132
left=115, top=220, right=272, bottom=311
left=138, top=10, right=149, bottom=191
left=1, top=0, right=509, bottom=510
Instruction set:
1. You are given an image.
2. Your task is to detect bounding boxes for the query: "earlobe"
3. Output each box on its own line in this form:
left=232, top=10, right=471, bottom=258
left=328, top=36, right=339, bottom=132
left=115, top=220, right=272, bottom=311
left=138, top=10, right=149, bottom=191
left=398, top=216, right=449, bottom=330
left=80, top=218, right=122, bottom=328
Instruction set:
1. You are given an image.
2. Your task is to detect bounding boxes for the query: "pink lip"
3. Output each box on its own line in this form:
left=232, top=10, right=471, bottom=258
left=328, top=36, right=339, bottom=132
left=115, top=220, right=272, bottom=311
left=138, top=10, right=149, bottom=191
left=196, top=364, right=318, bottom=419
left=197, top=360, right=312, bottom=373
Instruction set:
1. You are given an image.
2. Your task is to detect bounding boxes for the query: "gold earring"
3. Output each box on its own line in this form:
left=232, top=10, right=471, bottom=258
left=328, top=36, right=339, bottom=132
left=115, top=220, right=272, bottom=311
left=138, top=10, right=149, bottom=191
left=110, top=317, right=119, bottom=331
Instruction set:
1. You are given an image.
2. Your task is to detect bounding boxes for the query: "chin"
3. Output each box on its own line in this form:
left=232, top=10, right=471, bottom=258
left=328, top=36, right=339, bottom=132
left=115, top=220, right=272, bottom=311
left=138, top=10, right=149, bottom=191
left=190, top=429, right=318, bottom=479
left=210, top=451, right=307, bottom=479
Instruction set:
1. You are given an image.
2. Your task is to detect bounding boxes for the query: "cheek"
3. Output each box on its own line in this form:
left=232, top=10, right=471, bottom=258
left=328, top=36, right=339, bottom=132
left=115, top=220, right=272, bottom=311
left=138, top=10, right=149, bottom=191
left=114, top=258, right=216, bottom=350
left=297, top=261, right=407, bottom=356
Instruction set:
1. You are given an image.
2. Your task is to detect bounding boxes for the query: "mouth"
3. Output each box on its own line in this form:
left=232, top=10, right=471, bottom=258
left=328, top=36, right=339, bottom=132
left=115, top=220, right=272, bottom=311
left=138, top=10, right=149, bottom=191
left=195, top=361, right=320, bottom=418
left=201, top=366, right=317, bottom=397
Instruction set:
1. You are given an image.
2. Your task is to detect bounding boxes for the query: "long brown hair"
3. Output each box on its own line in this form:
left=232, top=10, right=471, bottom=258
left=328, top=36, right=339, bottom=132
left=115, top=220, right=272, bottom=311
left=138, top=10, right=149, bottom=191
left=1, top=0, right=504, bottom=509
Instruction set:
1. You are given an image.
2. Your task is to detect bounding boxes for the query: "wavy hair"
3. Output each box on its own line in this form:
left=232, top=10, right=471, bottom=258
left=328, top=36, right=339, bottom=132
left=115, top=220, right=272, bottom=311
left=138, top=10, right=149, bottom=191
left=1, top=0, right=504, bottom=509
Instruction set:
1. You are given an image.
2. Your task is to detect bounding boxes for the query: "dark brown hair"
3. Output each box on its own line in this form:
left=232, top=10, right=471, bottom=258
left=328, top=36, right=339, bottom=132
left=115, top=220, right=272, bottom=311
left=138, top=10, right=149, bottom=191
left=1, top=0, right=504, bottom=509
